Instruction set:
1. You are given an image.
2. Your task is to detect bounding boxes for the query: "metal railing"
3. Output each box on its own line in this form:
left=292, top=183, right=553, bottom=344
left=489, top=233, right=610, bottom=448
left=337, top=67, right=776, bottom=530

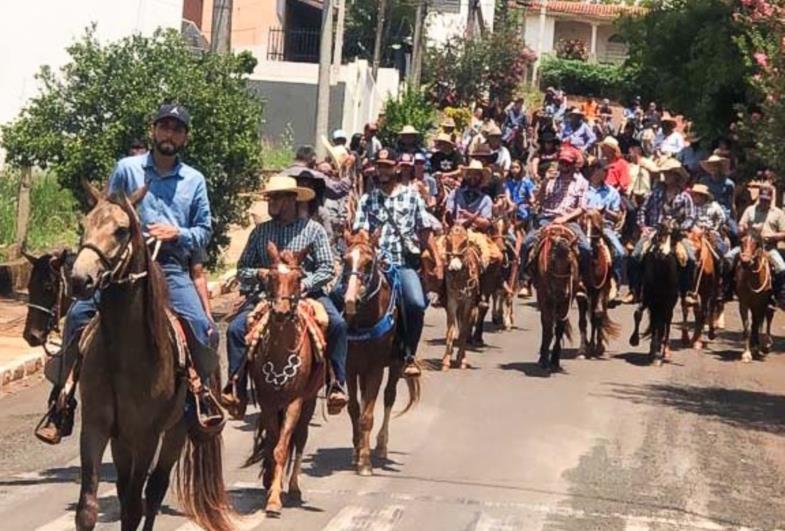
left=266, top=27, right=321, bottom=63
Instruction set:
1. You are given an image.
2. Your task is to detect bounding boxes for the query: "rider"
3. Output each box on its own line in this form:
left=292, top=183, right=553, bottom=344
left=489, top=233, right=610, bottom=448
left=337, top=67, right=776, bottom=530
left=224, top=174, right=349, bottom=418
left=585, top=159, right=625, bottom=305
left=684, top=183, right=728, bottom=303
left=699, top=153, right=738, bottom=246
left=353, top=148, right=443, bottom=378
left=36, top=103, right=215, bottom=444
left=486, top=124, right=512, bottom=174
left=724, top=185, right=785, bottom=308
left=560, top=109, right=597, bottom=154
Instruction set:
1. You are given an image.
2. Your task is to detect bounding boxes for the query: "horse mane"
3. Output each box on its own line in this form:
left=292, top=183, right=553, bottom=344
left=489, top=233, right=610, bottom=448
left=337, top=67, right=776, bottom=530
left=112, top=194, right=174, bottom=397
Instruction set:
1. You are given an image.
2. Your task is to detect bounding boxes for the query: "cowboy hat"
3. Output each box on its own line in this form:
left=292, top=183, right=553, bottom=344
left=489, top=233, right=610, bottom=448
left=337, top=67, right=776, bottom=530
left=469, top=143, right=498, bottom=163
left=460, top=159, right=492, bottom=184
left=398, top=125, right=419, bottom=136
left=660, top=113, right=678, bottom=126
left=599, top=136, right=621, bottom=154
left=320, top=135, right=350, bottom=168
left=486, top=124, right=502, bottom=137
left=654, top=157, right=689, bottom=180
left=699, top=154, right=731, bottom=175
left=637, top=156, right=659, bottom=174
left=567, top=108, right=585, bottom=119
left=434, top=132, right=455, bottom=147
left=373, top=147, right=398, bottom=166
left=440, top=117, right=456, bottom=128
left=689, top=183, right=714, bottom=200
left=260, top=174, right=315, bottom=202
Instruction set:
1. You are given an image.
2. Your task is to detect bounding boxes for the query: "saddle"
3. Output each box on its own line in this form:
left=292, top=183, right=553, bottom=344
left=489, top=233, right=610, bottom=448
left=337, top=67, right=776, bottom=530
left=641, top=233, right=689, bottom=267
left=528, top=224, right=578, bottom=272
left=245, top=299, right=328, bottom=364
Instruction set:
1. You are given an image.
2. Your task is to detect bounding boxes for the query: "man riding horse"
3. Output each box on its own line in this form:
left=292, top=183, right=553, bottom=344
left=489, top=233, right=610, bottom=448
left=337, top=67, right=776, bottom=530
left=222, top=175, right=349, bottom=417
left=36, top=103, right=216, bottom=444
left=353, top=148, right=443, bottom=378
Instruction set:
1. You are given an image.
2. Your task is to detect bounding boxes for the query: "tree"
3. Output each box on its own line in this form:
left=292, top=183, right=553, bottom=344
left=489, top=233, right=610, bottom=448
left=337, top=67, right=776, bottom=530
left=617, top=0, right=753, bottom=139
left=1, top=27, right=264, bottom=264
left=343, top=0, right=416, bottom=66
left=378, top=85, right=437, bottom=148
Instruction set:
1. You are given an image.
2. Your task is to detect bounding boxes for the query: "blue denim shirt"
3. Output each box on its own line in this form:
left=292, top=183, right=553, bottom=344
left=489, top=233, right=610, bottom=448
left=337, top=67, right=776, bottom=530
left=108, top=153, right=212, bottom=265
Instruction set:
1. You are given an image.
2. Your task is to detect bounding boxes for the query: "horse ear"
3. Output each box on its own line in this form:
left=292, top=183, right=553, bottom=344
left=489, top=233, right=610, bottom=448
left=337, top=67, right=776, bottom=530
left=295, top=245, right=310, bottom=265
left=128, top=185, right=148, bottom=207
left=82, top=179, right=103, bottom=209
left=267, top=241, right=280, bottom=265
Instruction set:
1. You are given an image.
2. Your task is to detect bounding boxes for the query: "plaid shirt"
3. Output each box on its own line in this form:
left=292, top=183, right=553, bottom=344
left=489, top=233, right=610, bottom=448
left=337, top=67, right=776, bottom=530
left=539, top=172, right=589, bottom=218
left=237, top=218, right=334, bottom=295
left=695, top=201, right=726, bottom=232
left=638, top=186, right=695, bottom=230
left=353, top=185, right=427, bottom=267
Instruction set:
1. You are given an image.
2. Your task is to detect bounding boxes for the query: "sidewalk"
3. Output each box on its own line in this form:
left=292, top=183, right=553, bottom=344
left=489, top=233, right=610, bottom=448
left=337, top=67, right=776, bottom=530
left=0, top=299, right=46, bottom=390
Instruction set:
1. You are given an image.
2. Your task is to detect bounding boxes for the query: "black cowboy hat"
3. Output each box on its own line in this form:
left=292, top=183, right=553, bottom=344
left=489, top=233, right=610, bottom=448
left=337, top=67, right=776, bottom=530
left=295, top=170, right=326, bottom=203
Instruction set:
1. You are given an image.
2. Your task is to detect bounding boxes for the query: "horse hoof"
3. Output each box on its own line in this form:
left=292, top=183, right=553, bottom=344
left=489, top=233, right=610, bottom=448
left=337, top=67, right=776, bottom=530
left=692, top=341, right=703, bottom=351
left=357, top=464, right=373, bottom=477
left=460, top=361, right=470, bottom=370
left=741, top=351, right=752, bottom=363
left=654, top=358, right=663, bottom=367
left=629, top=334, right=640, bottom=347
left=375, top=447, right=388, bottom=461
left=265, top=502, right=283, bottom=518
left=550, top=363, right=564, bottom=373
left=576, top=353, right=586, bottom=360
left=762, top=337, right=773, bottom=354
left=287, top=490, right=303, bottom=505
left=708, top=330, right=716, bottom=340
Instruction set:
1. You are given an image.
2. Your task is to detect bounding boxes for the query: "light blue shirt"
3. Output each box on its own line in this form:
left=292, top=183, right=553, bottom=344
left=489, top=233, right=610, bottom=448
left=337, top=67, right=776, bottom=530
left=586, top=183, right=621, bottom=228
left=560, top=121, right=597, bottom=151
left=108, top=153, right=212, bottom=264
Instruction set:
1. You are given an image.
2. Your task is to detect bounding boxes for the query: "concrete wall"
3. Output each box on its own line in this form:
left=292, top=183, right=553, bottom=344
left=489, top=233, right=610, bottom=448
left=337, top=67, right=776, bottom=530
left=201, top=0, right=285, bottom=58
left=427, top=0, right=496, bottom=46
left=0, top=0, right=183, bottom=128
left=524, top=13, right=556, bottom=55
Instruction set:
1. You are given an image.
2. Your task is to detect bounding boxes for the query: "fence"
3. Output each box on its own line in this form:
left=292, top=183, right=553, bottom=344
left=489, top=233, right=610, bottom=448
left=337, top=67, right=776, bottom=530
left=266, top=27, right=321, bottom=63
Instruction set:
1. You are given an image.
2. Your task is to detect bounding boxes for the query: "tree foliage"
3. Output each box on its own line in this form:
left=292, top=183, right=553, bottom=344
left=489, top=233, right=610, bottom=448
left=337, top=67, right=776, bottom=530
left=378, top=85, right=437, bottom=147
left=539, top=57, right=643, bottom=102
left=343, top=0, right=416, bottom=66
left=617, top=0, right=752, bottom=138
left=0, top=27, right=264, bottom=264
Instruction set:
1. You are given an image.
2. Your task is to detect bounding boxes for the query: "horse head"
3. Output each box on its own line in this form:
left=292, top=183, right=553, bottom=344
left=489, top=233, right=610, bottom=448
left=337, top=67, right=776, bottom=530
left=264, top=241, right=308, bottom=319
left=740, top=231, right=764, bottom=266
left=342, top=229, right=380, bottom=317
left=445, top=225, right=472, bottom=273
left=71, top=180, right=147, bottom=299
left=22, top=248, right=71, bottom=347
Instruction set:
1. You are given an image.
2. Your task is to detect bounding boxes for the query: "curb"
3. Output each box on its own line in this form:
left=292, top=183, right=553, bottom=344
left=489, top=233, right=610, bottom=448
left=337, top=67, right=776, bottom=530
left=0, top=350, right=47, bottom=390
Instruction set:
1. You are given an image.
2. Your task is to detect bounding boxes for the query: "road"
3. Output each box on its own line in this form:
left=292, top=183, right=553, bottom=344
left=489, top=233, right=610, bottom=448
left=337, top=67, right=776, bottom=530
left=1, top=299, right=784, bottom=531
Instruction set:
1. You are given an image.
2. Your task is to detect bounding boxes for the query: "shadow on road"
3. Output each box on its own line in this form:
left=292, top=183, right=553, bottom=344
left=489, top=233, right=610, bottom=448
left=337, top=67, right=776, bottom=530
left=612, top=352, right=653, bottom=366
left=228, top=485, right=324, bottom=514
left=0, top=462, right=116, bottom=487
left=301, top=447, right=404, bottom=478
left=498, top=362, right=551, bottom=378
left=604, top=382, right=785, bottom=435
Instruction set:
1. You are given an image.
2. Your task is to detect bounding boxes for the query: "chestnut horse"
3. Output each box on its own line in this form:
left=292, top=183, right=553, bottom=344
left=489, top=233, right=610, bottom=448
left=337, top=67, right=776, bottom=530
left=245, top=242, right=324, bottom=516
left=685, top=233, right=723, bottom=350
left=442, top=225, right=481, bottom=370
left=343, top=230, right=420, bottom=476
left=578, top=210, right=619, bottom=359
left=532, top=225, right=580, bottom=372
left=735, top=233, right=775, bottom=362
left=70, top=184, right=232, bottom=531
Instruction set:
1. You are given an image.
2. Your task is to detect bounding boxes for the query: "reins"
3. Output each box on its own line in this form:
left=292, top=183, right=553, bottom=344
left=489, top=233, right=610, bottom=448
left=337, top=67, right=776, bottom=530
left=28, top=263, right=71, bottom=357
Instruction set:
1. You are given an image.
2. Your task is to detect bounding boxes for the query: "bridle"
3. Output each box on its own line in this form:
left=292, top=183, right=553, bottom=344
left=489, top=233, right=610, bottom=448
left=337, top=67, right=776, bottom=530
left=76, top=233, right=161, bottom=291
left=343, top=244, right=384, bottom=304
left=445, top=237, right=481, bottom=295
left=27, top=263, right=71, bottom=357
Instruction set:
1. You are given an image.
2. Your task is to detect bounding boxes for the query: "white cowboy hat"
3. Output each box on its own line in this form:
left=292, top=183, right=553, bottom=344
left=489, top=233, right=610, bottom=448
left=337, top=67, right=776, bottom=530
left=599, top=136, right=621, bottom=153
left=434, top=132, right=455, bottom=147
left=398, top=124, right=420, bottom=135
left=654, top=157, right=689, bottom=181
left=699, top=154, right=731, bottom=175
left=320, top=135, right=351, bottom=169
left=460, top=159, right=492, bottom=184
left=259, top=174, right=315, bottom=202
left=637, top=156, right=659, bottom=174
left=485, top=124, right=502, bottom=137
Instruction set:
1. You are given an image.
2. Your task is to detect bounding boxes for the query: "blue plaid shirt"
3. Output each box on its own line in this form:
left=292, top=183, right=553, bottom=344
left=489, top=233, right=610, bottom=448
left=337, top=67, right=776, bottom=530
left=237, top=218, right=334, bottom=295
left=638, top=186, right=695, bottom=231
left=353, top=185, right=428, bottom=267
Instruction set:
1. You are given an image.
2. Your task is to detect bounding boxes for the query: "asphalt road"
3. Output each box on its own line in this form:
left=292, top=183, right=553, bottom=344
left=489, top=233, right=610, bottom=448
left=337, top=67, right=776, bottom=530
left=1, top=299, right=784, bottom=531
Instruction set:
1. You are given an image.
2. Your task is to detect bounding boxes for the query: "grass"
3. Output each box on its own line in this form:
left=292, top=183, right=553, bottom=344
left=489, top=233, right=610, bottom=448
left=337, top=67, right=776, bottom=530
left=262, top=124, right=295, bottom=172
left=0, top=170, right=80, bottom=260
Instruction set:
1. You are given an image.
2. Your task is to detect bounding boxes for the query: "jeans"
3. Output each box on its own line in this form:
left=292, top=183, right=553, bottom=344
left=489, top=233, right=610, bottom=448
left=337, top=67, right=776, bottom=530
left=522, top=219, right=591, bottom=275
left=629, top=233, right=694, bottom=297
left=725, top=247, right=785, bottom=274
left=226, top=294, right=348, bottom=399
left=397, top=267, right=427, bottom=358
left=603, top=228, right=626, bottom=281
left=726, top=217, right=740, bottom=247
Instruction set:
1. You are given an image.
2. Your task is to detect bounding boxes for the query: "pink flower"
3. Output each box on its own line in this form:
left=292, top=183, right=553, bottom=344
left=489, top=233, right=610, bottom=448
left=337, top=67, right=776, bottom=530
left=754, top=52, right=769, bottom=69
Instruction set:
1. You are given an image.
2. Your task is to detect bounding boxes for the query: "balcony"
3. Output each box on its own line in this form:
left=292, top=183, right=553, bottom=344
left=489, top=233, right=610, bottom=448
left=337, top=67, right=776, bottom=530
left=266, top=27, right=321, bottom=63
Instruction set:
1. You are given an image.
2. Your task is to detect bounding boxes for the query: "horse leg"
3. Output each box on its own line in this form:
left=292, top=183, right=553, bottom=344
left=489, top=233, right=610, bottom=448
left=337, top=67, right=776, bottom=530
left=503, top=290, right=514, bottom=330
left=663, top=311, right=674, bottom=362
left=680, top=298, right=690, bottom=347
left=691, top=299, right=704, bottom=351
left=630, top=305, right=643, bottom=347
left=472, top=296, right=489, bottom=346
left=260, top=409, right=280, bottom=491
left=577, top=297, right=589, bottom=359
left=357, top=365, right=384, bottom=476
left=288, top=397, right=316, bottom=505
left=120, top=438, right=159, bottom=531
left=376, top=365, right=399, bottom=460
left=111, top=438, right=132, bottom=511
left=491, top=291, right=502, bottom=325
left=457, top=305, right=474, bottom=369
left=551, top=320, right=565, bottom=372
left=347, top=369, right=361, bottom=466
left=538, top=310, right=553, bottom=370
left=762, top=306, right=775, bottom=355
left=266, top=398, right=302, bottom=516
left=76, top=394, right=113, bottom=530
left=443, top=302, right=456, bottom=370
left=143, top=423, right=187, bottom=531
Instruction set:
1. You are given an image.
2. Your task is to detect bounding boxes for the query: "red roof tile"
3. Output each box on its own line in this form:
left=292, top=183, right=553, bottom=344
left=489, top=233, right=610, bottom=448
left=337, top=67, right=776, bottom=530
left=512, top=1, right=646, bottom=20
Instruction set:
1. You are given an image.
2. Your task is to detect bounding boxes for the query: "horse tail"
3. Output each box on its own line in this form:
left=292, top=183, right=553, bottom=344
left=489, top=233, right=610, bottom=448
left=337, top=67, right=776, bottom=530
left=601, top=313, right=621, bottom=340
left=244, top=410, right=268, bottom=468
left=395, top=370, right=421, bottom=418
left=176, top=433, right=235, bottom=531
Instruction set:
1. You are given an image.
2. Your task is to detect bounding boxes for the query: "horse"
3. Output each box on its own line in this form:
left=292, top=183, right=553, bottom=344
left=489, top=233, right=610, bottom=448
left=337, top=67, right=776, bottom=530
left=685, top=231, right=723, bottom=350
left=532, top=224, right=580, bottom=372
left=342, top=230, right=420, bottom=476
left=21, top=248, right=72, bottom=350
left=472, top=234, right=505, bottom=346
left=245, top=241, right=324, bottom=515
left=442, top=225, right=481, bottom=370
left=490, top=214, right=517, bottom=331
left=735, top=233, right=775, bottom=362
left=69, top=183, right=232, bottom=531
left=630, top=221, right=681, bottom=366
left=577, top=210, right=619, bottom=359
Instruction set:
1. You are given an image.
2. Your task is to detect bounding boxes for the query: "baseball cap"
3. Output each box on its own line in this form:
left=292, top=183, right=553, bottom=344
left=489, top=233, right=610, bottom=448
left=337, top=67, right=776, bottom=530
left=397, top=153, right=415, bottom=166
left=558, top=147, right=580, bottom=164
left=332, top=129, right=347, bottom=141
left=154, top=103, right=191, bottom=128
left=374, top=147, right=398, bottom=166
left=414, top=153, right=427, bottom=165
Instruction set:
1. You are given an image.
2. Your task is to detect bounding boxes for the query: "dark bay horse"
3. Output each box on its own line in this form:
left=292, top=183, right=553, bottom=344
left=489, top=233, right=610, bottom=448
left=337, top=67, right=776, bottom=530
left=630, top=221, right=680, bottom=366
left=578, top=210, right=619, bottom=358
left=70, top=183, right=232, bottom=531
left=245, top=242, right=323, bottom=515
left=685, top=232, right=723, bottom=350
left=343, top=230, right=420, bottom=476
left=21, top=248, right=72, bottom=350
left=490, top=214, right=518, bottom=330
left=442, top=225, right=481, bottom=370
left=735, top=233, right=775, bottom=362
left=532, top=225, right=580, bottom=372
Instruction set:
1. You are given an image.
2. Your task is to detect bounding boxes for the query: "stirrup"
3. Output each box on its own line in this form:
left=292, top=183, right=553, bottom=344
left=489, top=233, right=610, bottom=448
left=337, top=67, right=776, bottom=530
left=34, top=404, right=62, bottom=445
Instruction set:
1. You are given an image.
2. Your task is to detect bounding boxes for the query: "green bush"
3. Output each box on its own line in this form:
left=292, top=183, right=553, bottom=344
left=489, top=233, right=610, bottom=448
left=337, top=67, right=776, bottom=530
left=378, top=85, right=437, bottom=147
left=539, top=57, right=642, bottom=103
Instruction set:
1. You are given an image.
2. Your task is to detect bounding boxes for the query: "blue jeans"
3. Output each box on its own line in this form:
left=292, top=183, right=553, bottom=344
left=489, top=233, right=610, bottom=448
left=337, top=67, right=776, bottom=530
left=226, top=294, right=348, bottom=399
left=603, top=228, right=626, bottom=281
left=726, top=217, right=740, bottom=247
left=397, top=267, right=427, bottom=358
left=522, top=219, right=591, bottom=275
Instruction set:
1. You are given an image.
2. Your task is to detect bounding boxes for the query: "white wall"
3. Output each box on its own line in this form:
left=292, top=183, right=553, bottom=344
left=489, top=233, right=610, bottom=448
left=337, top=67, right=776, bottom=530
left=427, top=0, right=496, bottom=46
left=0, top=0, right=183, bottom=128
left=524, top=13, right=556, bottom=56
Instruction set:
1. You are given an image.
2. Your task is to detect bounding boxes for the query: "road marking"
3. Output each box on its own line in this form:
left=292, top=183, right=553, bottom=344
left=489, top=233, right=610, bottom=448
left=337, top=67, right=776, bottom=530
left=321, top=504, right=404, bottom=531
left=34, top=486, right=117, bottom=531
left=472, top=511, right=526, bottom=531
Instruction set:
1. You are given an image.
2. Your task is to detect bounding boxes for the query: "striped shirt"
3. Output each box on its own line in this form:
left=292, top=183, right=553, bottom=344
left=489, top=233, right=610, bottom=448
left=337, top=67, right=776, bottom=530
left=237, top=218, right=334, bottom=294
left=539, top=172, right=589, bottom=218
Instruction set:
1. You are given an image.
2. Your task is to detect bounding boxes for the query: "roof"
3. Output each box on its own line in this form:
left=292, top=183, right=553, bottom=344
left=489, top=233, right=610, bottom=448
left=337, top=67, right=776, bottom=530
left=512, top=1, right=646, bottom=21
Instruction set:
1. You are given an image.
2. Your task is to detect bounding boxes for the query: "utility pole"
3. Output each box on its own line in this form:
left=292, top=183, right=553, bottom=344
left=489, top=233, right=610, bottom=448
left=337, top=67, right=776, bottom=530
left=332, top=0, right=346, bottom=78
left=210, top=0, right=233, bottom=53
left=411, top=0, right=427, bottom=88
left=372, top=0, right=388, bottom=80
left=315, top=0, right=335, bottom=158
left=532, top=0, right=548, bottom=85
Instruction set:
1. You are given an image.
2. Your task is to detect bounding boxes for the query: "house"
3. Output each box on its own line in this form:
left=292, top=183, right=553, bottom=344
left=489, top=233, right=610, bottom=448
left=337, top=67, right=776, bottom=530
left=427, top=0, right=497, bottom=46
left=513, top=1, right=645, bottom=67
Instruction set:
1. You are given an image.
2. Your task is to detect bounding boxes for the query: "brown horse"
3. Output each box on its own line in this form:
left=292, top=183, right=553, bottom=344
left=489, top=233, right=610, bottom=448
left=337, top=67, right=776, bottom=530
left=69, top=183, right=232, bottom=531
left=532, top=225, right=580, bottom=372
left=685, top=232, right=723, bottom=350
left=245, top=242, right=324, bottom=515
left=578, top=211, right=619, bottom=358
left=490, top=214, right=517, bottom=330
left=442, top=225, right=481, bottom=370
left=735, top=233, right=775, bottom=362
left=21, top=248, right=72, bottom=350
left=343, top=230, right=420, bottom=476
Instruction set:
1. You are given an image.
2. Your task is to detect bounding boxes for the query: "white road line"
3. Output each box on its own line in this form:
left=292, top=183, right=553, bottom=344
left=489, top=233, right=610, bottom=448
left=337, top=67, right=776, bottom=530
left=321, top=505, right=404, bottom=531
left=472, top=511, right=526, bottom=531
left=34, top=486, right=117, bottom=531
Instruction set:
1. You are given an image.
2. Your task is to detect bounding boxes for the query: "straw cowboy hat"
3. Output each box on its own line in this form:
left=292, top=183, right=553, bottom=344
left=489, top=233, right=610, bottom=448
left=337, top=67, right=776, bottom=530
left=434, top=132, right=455, bottom=147
left=637, top=156, right=659, bottom=174
left=259, top=174, right=315, bottom=202
left=689, top=183, right=714, bottom=201
left=461, top=159, right=492, bottom=184
left=440, top=117, right=456, bottom=129
left=699, top=154, right=731, bottom=175
left=599, top=136, right=621, bottom=154
left=654, top=157, right=689, bottom=181
left=468, top=143, right=498, bottom=163
left=398, top=125, right=420, bottom=136
left=320, top=135, right=350, bottom=168
left=486, top=124, right=503, bottom=137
